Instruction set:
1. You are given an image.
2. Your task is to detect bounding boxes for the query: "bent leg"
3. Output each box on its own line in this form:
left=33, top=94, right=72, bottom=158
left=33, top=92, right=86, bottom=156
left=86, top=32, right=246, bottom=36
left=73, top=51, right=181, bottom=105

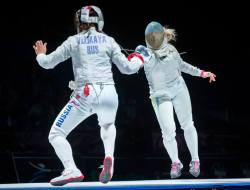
left=95, top=85, right=118, bottom=159
left=49, top=98, right=91, bottom=170
left=95, top=85, right=118, bottom=183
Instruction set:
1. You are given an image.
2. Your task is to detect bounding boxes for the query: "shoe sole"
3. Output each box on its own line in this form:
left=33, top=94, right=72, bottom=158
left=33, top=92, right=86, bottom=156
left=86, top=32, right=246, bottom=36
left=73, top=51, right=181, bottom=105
left=171, top=171, right=182, bottom=179
left=50, top=175, right=84, bottom=186
left=190, top=170, right=200, bottom=177
left=99, top=157, right=112, bottom=184
left=189, top=162, right=200, bottom=177
left=170, top=165, right=183, bottom=179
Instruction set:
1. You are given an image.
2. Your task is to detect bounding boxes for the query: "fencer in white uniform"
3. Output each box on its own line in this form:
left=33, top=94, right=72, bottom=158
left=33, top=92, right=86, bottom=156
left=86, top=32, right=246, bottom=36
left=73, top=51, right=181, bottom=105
left=33, top=5, right=144, bottom=186
left=136, top=21, right=216, bottom=179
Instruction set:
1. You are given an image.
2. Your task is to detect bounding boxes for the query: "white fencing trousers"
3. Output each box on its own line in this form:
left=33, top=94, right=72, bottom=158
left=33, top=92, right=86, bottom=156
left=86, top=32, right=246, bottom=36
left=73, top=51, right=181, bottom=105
left=173, top=83, right=199, bottom=161
left=151, top=83, right=199, bottom=163
left=48, top=84, right=118, bottom=170
left=151, top=98, right=180, bottom=163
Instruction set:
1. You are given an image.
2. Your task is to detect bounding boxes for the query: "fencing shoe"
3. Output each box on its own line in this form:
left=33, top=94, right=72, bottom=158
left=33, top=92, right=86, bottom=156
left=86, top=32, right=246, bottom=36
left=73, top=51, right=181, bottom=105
left=99, top=156, right=113, bottom=184
left=50, top=168, right=84, bottom=186
left=170, top=162, right=183, bottom=179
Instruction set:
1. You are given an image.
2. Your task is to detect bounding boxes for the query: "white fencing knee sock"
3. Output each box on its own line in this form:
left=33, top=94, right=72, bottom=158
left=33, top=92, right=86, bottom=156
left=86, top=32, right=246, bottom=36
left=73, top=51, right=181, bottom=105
left=184, top=126, right=199, bottom=161
left=49, top=135, right=77, bottom=170
left=100, top=124, right=116, bottom=159
left=163, top=137, right=180, bottom=163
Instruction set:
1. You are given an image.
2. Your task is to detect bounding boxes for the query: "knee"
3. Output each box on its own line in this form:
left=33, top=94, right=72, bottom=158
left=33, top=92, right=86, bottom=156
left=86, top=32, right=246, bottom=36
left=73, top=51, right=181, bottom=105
left=100, top=122, right=114, bottom=129
left=161, top=128, right=176, bottom=142
left=180, top=120, right=194, bottom=131
left=163, top=132, right=176, bottom=142
left=181, top=122, right=196, bottom=134
left=48, top=132, right=56, bottom=144
left=48, top=127, right=67, bottom=144
left=100, top=122, right=116, bottom=139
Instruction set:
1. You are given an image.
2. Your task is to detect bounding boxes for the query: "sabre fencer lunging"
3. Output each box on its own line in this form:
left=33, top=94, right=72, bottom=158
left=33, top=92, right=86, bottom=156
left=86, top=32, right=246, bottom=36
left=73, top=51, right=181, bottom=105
left=33, top=5, right=144, bottom=186
left=135, top=22, right=216, bottom=179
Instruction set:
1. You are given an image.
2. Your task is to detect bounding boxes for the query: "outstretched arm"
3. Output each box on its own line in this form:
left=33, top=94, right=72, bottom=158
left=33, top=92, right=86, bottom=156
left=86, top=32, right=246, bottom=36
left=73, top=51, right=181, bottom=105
left=111, top=38, right=144, bottom=74
left=32, top=39, right=71, bottom=69
left=180, top=61, right=216, bottom=83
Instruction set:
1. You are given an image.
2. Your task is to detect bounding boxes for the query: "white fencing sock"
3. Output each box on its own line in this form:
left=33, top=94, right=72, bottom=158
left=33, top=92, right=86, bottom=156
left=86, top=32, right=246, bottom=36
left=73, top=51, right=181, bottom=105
left=100, top=124, right=116, bottom=158
left=184, top=126, right=199, bottom=161
left=50, top=136, right=78, bottom=170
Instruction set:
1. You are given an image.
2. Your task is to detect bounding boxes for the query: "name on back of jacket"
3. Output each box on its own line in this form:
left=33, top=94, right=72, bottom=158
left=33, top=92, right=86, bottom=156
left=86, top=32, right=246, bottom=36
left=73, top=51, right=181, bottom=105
left=77, top=35, right=107, bottom=45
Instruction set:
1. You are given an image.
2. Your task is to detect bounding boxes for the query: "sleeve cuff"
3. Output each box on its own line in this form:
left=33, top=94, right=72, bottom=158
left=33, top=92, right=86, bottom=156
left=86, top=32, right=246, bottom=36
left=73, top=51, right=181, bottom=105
left=36, top=53, right=46, bottom=61
left=128, top=53, right=144, bottom=65
left=200, top=70, right=205, bottom=77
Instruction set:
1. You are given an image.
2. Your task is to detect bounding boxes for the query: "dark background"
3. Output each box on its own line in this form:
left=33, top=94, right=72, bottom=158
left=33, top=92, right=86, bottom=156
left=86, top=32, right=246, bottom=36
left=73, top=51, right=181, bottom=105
left=1, top=0, right=250, bottom=183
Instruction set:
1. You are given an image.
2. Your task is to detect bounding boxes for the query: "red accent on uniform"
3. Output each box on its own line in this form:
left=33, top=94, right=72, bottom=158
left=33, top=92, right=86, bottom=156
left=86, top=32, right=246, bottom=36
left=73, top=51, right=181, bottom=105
left=84, top=83, right=90, bottom=97
left=76, top=94, right=81, bottom=100
left=127, top=53, right=144, bottom=64
left=99, top=156, right=113, bottom=183
left=70, top=100, right=80, bottom=107
left=50, top=175, right=84, bottom=186
left=200, top=70, right=205, bottom=77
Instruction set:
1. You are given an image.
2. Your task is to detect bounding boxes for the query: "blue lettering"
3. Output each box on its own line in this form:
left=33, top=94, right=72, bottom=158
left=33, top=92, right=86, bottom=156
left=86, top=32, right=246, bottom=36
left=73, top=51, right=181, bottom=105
left=55, top=104, right=73, bottom=128
left=88, top=36, right=93, bottom=44
left=87, top=45, right=99, bottom=54
left=58, top=118, right=64, bottom=123
left=98, top=36, right=102, bottom=43
left=84, top=37, right=88, bottom=44
left=56, top=122, right=61, bottom=127
left=93, top=36, right=98, bottom=43
left=77, top=35, right=106, bottom=45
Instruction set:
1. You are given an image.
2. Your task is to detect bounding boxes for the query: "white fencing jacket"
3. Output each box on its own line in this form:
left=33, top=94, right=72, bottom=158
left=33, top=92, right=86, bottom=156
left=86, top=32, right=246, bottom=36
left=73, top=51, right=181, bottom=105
left=36, top=27, right=142, bottom=88
left=144, top=39, right=202, bottom=98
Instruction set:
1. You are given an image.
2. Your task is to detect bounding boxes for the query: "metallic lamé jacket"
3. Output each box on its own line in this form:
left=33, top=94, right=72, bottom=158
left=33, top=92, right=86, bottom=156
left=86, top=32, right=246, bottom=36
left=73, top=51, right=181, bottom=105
left=144, top=39, right=202, bottom=98
left=36, top=27, right=142, bottom=88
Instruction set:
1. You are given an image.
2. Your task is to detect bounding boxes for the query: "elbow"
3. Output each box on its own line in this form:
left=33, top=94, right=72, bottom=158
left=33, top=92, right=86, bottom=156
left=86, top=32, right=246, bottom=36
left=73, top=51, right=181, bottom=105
left=120, top=70, right=134, bottom=75
left=127, top=71, right=137, bottom=75
left=121, top=68, right=139, bottom=75
left=38, top=62, right=54, bottom=69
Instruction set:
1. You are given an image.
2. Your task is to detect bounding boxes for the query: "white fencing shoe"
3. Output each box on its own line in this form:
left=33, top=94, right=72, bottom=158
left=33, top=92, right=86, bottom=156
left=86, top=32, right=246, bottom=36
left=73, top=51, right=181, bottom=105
left=50, top=168, right=84, bottom=186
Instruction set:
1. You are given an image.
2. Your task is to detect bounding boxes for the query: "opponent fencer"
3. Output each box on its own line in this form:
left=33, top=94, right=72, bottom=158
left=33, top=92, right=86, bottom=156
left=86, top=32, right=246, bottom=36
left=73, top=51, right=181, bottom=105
left=33, top=5, right=144, bottom=186
left=135, top=21, right=216, bottom=178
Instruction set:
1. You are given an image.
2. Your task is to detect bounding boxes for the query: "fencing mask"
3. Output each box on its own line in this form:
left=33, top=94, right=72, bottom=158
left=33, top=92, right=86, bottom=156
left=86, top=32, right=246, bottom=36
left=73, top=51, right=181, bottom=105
left=145, top=21, right=164, bottom=50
